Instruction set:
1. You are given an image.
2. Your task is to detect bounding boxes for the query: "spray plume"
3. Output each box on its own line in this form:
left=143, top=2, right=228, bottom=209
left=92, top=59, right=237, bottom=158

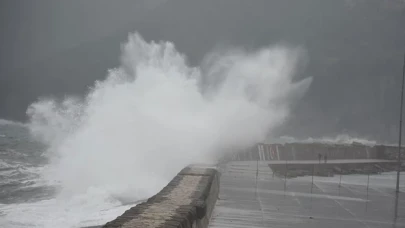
left=27, top=33, right=312, bottom=202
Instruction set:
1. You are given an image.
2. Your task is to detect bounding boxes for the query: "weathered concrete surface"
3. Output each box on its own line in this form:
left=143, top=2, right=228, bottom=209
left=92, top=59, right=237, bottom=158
left=104, top=165, right=219, bottom=228
left=209, top=161, right=405, bottom=228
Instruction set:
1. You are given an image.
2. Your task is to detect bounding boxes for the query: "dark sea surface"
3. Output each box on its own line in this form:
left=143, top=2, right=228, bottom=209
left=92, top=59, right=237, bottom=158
left=0, top=120, right=57, bottom=204
left=0, top=120, right=135, bottom=228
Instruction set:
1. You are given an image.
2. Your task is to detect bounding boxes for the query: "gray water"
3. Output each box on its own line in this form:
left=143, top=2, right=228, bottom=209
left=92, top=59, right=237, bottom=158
left=0, top=121, right=57, bottom=204
left=0, top=120, right=140, bottom=228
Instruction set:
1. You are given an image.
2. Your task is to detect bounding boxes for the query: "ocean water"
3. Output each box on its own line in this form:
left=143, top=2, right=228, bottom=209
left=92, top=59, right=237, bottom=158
left=0, top=32, right=312, bottom=227
left=0, top=120, right=135, bottom=227
left=0, top=120, right=51, bottom=205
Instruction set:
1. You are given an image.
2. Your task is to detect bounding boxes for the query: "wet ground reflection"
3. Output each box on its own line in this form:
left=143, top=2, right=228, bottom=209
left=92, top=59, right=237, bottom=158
left=209, top=161, right=405, bottom=228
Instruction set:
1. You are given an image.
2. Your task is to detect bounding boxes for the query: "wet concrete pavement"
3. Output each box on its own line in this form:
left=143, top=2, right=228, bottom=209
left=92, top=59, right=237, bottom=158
left=209, top=161, right=405, bottom=228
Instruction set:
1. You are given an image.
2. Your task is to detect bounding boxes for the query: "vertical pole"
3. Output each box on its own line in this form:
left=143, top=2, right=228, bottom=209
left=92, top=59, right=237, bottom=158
left=365, top=173, right=370, bottom=212
left=311, top=164, right=314, bottom=186
left=394, top=192, right=399, bottom=220
left=339, top=166, right=342, bottom=188
left=367, top=173, right=370, bottom=192
left=284, top=159, right=287, bottom=191
left=255, top=147, right=259, bottom=198
left=311, top=164, right=314, bottom=193
left=256, top=150, right=259, bottom=176
left=396, top=53, right=405, bottom=193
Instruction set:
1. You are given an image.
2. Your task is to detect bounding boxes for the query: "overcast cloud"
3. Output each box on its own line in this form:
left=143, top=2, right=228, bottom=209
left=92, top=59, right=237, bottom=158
left=0, top=0, right=404, bottom=142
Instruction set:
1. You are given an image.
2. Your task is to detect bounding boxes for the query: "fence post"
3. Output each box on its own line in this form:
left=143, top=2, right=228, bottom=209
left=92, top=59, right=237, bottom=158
left=284, top=159, right=287, bottom=191
left=311, top=164, right=314, bottom=186
left=366, top=173, right=370, bottom=192
left=311, top=164, right=314, bottom=193
left=255, top=148, right=259, bottom=198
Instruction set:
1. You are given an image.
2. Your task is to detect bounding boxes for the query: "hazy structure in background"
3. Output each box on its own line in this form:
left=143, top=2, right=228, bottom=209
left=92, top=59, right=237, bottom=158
left=0, top=0, right=404, bottom=142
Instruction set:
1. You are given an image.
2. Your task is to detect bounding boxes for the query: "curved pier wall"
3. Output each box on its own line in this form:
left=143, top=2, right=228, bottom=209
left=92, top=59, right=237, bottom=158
left=222, top=143, right=403, bottom=161
left=103, top=165, right=219, bottom=228
left=375, top=145, right=405, bottom=160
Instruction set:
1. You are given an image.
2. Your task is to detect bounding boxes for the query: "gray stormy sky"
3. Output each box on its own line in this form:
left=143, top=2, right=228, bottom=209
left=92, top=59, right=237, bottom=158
left=0, top=0, right=404, bottom=142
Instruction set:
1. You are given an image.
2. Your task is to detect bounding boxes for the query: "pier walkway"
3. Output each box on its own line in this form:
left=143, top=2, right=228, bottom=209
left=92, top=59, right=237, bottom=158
left=209, top=161, right=405, bottom=228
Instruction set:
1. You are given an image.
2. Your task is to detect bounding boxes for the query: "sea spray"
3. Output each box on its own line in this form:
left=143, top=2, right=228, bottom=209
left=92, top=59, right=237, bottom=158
left=0, top=119, right=26, bottom=127
left=22, top=32, right=312, bottom=226
left=277, top=134, right=378, bottom=146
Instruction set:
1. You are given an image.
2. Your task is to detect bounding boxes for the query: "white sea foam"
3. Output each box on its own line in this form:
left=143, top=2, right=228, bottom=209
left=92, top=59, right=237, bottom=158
left=0, top=189, right=134, bottom=228
left=0, top=119, right=26, bottom=127
left=276, top=134, right=377, bottom=146
left=0, top=32, right=311, bottom=227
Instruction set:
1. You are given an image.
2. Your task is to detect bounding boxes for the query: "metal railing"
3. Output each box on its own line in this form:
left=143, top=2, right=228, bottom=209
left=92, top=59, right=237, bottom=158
left=266, top=163, right=405, bottom=219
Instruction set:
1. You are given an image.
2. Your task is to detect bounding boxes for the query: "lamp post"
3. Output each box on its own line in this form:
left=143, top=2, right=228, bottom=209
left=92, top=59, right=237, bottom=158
left=396, top=53, right=405, bottom=193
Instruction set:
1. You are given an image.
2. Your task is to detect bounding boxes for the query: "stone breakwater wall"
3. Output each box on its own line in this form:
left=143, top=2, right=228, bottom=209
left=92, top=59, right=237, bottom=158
left=376, top=145, right=405, bottom=160
left=269, top=162, right=398, bottom=178
left=103, top=166, right=219, bottom=228
left=222, top=143, right=405, bottom=162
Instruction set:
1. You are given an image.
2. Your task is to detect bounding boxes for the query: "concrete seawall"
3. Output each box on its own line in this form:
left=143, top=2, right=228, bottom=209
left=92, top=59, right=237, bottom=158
left=103, top=165, right=219, bottom=228
left=218, top=143, right=404, bottom=177
left=224, top=143, right=405, bottom=161
left=269, top=160, right=396, bottom=177
left=103, top=142, right=402, bottom=227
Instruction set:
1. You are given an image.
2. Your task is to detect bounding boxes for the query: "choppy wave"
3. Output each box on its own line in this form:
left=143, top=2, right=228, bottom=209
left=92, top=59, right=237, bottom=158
left=27, top=32, right=311, bottom=196
left=2, top=32, right=312, bottom=227
left=0, top=190, right=134, bottom=228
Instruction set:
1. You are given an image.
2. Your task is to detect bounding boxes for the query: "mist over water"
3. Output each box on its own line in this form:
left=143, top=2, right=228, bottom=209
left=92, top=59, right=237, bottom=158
left=2, top=33, right=311, bottom=227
